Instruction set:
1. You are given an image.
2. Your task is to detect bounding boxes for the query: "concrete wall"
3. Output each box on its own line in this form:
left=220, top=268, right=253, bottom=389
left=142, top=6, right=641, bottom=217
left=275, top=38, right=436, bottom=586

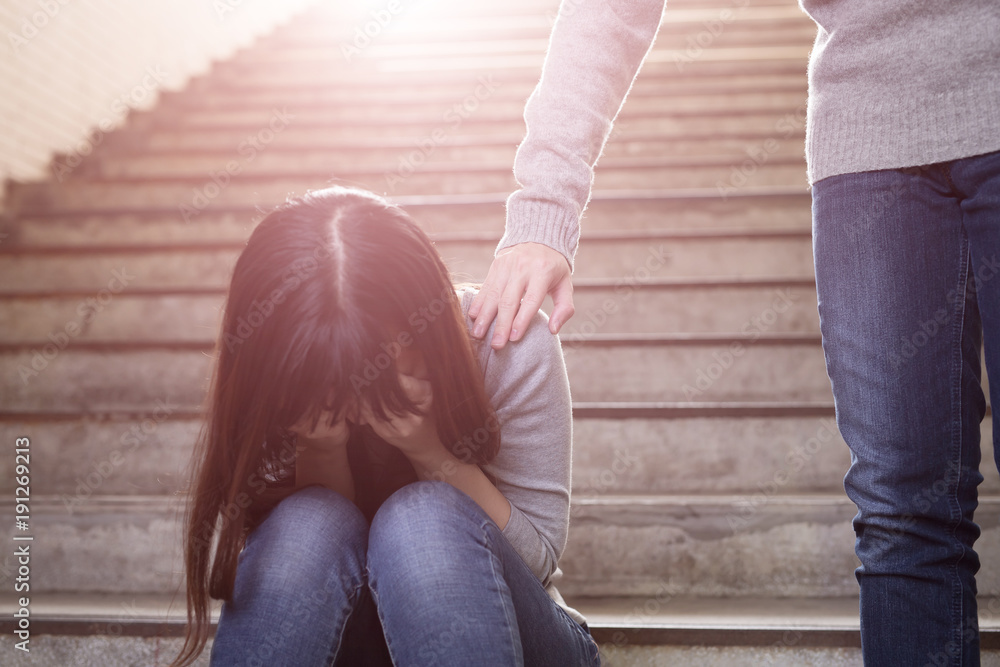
left=0, top=0, right=317, bottom=192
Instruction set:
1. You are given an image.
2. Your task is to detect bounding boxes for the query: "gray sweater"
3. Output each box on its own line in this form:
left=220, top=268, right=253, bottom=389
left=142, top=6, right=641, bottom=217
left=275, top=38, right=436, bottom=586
left=457, top=287, right=585, bottom=625
left=802, top=0, right=1000, bottom=183
left=498, top=0, right=1000, bottom=269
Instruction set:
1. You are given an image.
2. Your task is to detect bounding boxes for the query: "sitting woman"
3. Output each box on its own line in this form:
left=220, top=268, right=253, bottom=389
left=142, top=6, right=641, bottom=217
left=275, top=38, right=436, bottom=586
left=170, top=186, right=600, bottom=667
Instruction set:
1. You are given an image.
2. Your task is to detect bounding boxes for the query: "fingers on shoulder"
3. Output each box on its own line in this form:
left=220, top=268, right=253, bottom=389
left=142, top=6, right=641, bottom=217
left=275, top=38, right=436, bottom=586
left=509, top=307, right=562, bottom=361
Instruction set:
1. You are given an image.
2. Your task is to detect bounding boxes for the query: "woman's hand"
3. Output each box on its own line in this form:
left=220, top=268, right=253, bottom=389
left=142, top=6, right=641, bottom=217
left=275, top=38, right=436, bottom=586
left=362, top=371, right=512, bottom=530
left=291, top=409, right=355, bottom=500
left=291, top=409, right=352, bottom=455
left=468, top=242, right=574, bottom=349
left=359, top=373, right=446, bottom=462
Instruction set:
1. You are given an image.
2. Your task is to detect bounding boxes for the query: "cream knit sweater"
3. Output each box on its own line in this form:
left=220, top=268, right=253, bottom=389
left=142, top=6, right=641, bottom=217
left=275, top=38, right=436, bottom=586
left=498, top=0, right=1000, bottom=270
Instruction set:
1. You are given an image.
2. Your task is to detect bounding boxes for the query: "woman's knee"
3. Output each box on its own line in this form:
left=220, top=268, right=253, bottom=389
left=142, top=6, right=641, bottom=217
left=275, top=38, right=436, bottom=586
left=262, top=485, right=366, bottom=538
left=370, top=481, right=476, bottom=538
left=367, top=482, right=484, bottom=572
left=242, top=485, right=369, bottom=588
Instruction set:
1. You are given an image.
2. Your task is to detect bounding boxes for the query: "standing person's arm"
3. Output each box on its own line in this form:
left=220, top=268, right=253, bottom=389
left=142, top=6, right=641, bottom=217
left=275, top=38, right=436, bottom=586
left=470, top=0, right=667, bottom=349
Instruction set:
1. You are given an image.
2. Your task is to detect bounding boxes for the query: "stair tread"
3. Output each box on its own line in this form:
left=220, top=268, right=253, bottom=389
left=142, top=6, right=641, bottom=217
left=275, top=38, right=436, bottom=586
left=11, top=491, right=1000, bottom=508
left=4, top=592, right=1000, bottom=641
left=0, top=593, right=858, bottom=628
left=0, top=401, right=841, bottom=423
left=0, top=332, right=823, bottom=347
left=20, top=163, right=807, bottom=188
left=0, top=228, right=813, bottom=253
left=0, top=229, right=812, bottom=254
left=0, top=279, right=817, bottom=300
left=6, top=185, right=811, bottom=218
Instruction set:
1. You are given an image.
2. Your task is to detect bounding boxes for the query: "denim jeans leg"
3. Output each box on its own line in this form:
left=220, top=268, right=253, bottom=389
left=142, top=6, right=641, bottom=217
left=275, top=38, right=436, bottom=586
left=366, top=481, right=601, bottom=667
left=812, top=163, right=988, bottom=666
left=209, top=486, right=387, bottom=667
left=954, top=149, right=1000, bottom=458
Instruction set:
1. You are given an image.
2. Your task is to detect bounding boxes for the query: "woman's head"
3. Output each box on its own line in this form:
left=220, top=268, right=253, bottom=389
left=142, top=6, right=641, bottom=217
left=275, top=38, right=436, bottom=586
left=173, top=185, right=499, bottom=666
left=222, top=186, right=477, bottom=442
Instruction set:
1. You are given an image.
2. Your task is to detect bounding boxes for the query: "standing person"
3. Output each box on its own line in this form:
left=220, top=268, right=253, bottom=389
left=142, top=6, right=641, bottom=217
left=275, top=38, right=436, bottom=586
left=170, top=186, right=600, bottom=667
left=469, top=0, right=1000, bottom=664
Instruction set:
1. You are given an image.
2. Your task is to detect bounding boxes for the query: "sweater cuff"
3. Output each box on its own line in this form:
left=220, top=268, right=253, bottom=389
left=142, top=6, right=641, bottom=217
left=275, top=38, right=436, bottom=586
left=501, top=499, right=552, bottom=584
left=497, top=195, right=581, bottom=273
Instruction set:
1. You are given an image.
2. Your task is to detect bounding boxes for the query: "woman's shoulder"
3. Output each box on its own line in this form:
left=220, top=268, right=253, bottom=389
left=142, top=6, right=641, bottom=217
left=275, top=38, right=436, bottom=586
left=455, top=285, right=565, bottom=386
left=456, top=284, right=557, bottom=346
left=455, top=284, right=478, bottom=327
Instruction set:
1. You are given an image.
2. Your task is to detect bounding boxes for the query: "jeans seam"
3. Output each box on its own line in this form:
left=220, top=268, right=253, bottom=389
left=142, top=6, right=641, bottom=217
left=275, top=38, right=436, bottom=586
left=325, top=580, right=367, bottom=667
left=948, top=232, right=973, bottom=667
left=365, top=572, right=399, bottom=666
left=426, top=481, right=522, bottom=660
left=482, top=517, right=598, bottom=665
left=419, top=482, right=522, bottom=659
left=549, top=598, right=602, bottom=665
left=482, top=521, right=524, bottom=665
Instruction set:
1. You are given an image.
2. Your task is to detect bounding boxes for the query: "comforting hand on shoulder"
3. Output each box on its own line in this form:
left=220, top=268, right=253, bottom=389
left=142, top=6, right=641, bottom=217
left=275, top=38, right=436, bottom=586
left=468, top=241, right=574, bottom=350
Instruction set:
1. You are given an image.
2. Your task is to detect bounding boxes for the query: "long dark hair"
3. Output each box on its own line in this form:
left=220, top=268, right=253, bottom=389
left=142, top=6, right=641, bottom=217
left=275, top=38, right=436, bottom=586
left=171, top=186, right=500, bottom=666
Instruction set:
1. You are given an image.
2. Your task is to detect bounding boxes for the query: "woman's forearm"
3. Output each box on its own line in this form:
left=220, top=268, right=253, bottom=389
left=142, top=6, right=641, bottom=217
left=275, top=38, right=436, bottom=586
left=407, top=447, right=512, bottom=530
left=294, top=441, right=355, bottom=502
left=500, top=0, right=666, bottom=268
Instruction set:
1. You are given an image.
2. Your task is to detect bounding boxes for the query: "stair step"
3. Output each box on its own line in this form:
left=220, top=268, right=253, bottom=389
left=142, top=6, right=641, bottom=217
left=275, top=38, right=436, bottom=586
left=0, top=594, right=869, bottom=658
left=255, top=10, right=810, bottom=40
left=561, top=338, right=830, bottom=402
left=90, top=142, right=805, bottom=179
left=135, top=92, right=806, bottom=130
left=9, top=160, right=809, bottom=210
left=1, top=190, right=812, bottom=247
left=16, top=408, right=995, bottom=499
left=162, top=77, right=808, bottom=110
left=101, top=132, right=804, bottom=164
left=0, top=411, right=885, bottom=497
left=176, top=72, right=808, bottom=107
left=565, top=280, right=820, bottom=335
left=0, top=236, right=813, bottom=293
left=204, top=47, right=812, bottom=81
left=0, top=403, right=855, bottom=496
left=14, top=408, right=987, bottom=496
left=562, top=494, right=1000, bottom=599
left=0, top=593, right=872, bottom=667
left=0, top=280, right=821, bottom=342
left=0, top=339, right=832, bottom=411
left=259, top=52, right=809, bottom=76
left=0, top=592, right=865, bottom=639
left=8, top=594, right=1000, bottom=665
left=244, top=23, right=816, bottom=61
left=586, top=595, right=1000, bottom=663
left=93, top=111, right=810, bottom=153
left=3, top=495, right=1000, bottom=599
left=236, top=8, right=814, bottom=53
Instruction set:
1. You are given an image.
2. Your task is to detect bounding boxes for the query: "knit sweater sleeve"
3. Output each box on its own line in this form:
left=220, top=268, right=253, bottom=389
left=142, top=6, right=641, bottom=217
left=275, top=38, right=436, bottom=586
left=460, top=289, right=573, bottom=584
left=498, top=0, right=666, bottom=271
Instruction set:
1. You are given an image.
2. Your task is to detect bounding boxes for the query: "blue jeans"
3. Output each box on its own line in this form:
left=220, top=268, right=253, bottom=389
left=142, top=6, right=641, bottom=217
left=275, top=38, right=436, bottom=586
left=813, top=149, right=1000, bottom=666
left=209, top=481, right=601, bottom=666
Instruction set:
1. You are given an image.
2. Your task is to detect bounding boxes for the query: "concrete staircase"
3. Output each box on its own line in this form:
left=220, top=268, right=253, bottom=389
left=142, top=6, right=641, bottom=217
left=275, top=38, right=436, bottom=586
left=1, top=0, right=998, bottom=664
